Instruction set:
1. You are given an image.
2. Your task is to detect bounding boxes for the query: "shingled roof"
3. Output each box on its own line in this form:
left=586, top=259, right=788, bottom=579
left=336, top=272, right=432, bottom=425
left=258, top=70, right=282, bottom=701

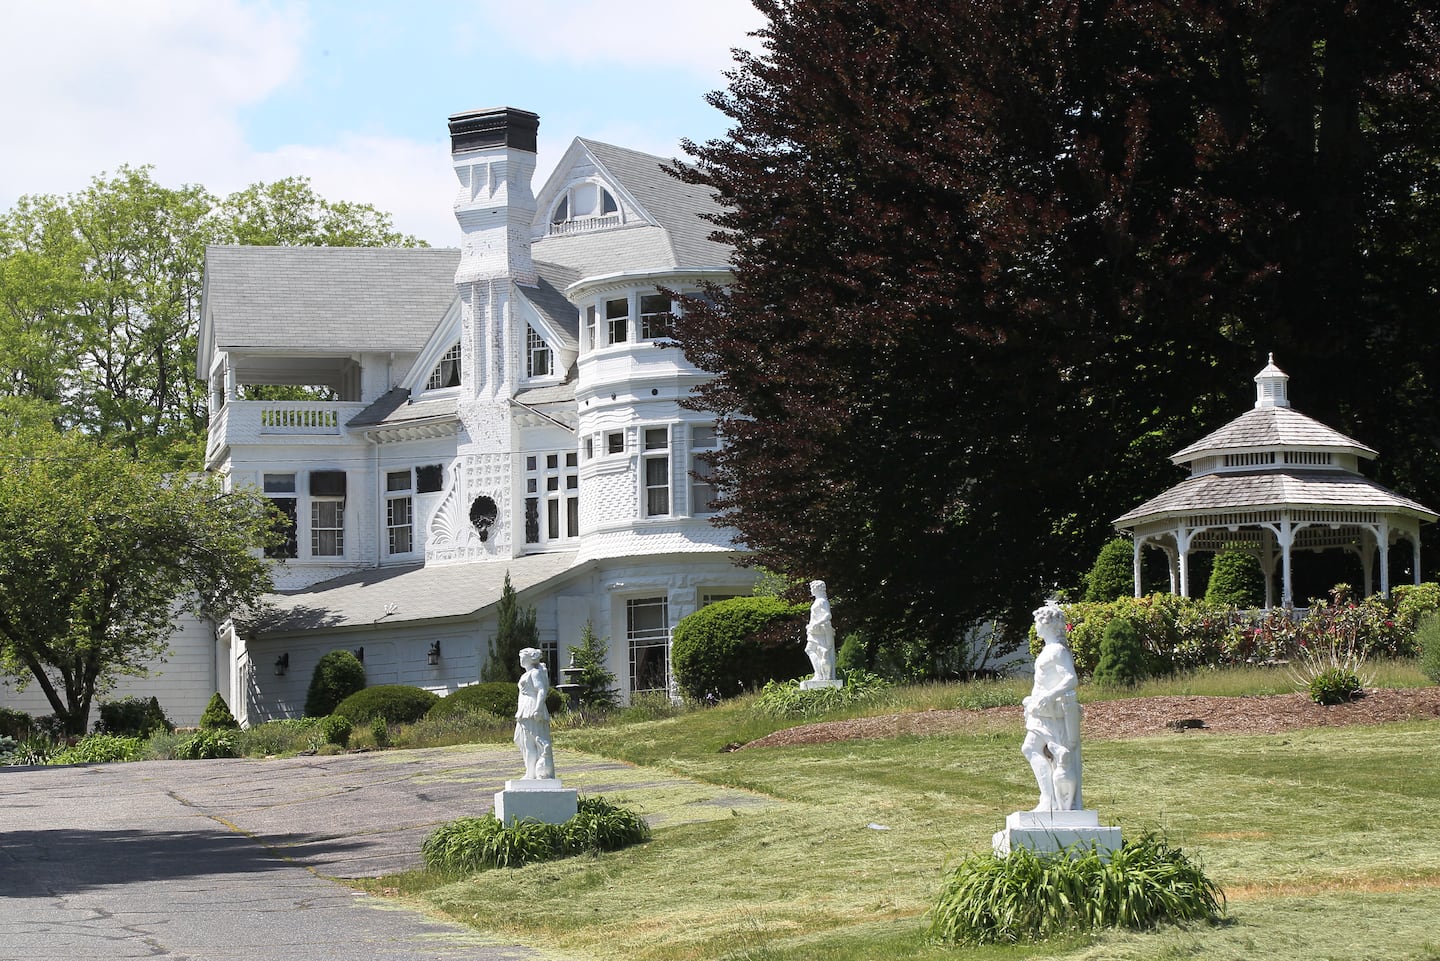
left=201, top=246, right=460, bottom=355
left=1171, top=405, right=1377, bottom=464
left=1114, top=469, right=1436, bottom=526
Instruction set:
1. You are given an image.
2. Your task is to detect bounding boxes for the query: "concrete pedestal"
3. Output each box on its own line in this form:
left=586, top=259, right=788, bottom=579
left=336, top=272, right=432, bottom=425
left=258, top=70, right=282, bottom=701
left=799, top=678, right=843, bottom=691
left=992, top=810, right=1122, bottom=859
left=493, top=779, right=578, bottom=826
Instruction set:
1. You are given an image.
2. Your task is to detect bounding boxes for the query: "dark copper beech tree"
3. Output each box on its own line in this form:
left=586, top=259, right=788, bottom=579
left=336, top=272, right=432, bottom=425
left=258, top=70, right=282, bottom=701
left=673, top=0, right=1440, bottom=657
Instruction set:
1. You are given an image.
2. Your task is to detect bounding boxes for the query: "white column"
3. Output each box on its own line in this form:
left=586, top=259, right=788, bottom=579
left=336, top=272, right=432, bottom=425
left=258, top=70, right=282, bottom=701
left=1176, top=527, right=1194, bottom=598
left=1261, top=530, right=1277, bottom=609
left=1360, top=540, right=1375, bottom=598
left=1132, top=538, right=1143, bottom=598
left=1379, top=519, right=1391, bottom=598
left=1279, top=515, right=1295, bottom=608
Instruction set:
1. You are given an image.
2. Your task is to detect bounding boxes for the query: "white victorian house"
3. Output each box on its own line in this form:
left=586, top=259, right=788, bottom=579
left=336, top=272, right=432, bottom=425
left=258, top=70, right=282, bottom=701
left=198, top=107, right=753, bottom=724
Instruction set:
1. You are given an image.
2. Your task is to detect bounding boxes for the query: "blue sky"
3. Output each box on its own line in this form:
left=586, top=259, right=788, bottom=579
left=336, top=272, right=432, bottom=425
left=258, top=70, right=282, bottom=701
left=0, top=0, right=765, bottom=245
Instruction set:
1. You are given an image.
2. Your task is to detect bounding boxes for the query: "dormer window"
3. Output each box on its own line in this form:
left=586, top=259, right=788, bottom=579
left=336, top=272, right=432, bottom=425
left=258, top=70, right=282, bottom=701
left=426, top=343, right=461, bottom=390
left=549, top=181, right=620, bottom=235
left=527, top=326, right=552, bottom=378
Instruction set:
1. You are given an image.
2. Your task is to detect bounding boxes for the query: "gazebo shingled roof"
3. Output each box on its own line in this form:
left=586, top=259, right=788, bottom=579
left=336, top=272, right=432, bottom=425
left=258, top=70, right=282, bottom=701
left=1112, top=356, right=1436, bottom=606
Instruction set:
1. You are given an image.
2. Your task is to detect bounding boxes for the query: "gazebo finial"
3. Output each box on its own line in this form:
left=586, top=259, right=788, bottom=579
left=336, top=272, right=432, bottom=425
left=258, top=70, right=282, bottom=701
left=1254, top=353, right=1290, bottom=409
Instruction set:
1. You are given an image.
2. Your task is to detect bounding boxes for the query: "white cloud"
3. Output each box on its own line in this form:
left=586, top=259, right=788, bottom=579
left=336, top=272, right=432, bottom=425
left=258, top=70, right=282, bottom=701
left=0, top=0, right=307, bottom=203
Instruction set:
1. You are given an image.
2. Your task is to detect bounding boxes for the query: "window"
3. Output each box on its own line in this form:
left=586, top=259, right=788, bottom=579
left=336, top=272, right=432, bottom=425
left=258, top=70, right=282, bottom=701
left=585, top=305, right=597, bottom=352
left=640, top=293, right=673, bottom=340
left=263, top=474, right=298, bottom=559
left=527, top=326, right=552, bottom=378
left=690, top=423, right=720, bottom=515
left=523, top=449, right=579, bottom=548
left=643, top=427, right=669, bottom=517
left=426, top=343, right=461, bottom=390
left=627, top=596, right=670, bottom=695
left=605, top=298, right=629, bottom=345
left=549, top=181, right=620, bottom=234
left=309, top=471, right=346, bottom=557
left=607, top=431, right=624, bottom=455
left=386, top=470, right=413, bottom=555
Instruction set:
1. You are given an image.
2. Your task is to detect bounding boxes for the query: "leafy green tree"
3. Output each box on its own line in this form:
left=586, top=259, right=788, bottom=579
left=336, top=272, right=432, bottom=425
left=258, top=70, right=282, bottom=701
left=0, top=167, right=425, bottom=467
left=0, top=426, right=277, bottom=735
left=675, top=1, right=1440, bottom=648
left=481, top=573, right=538, bottom=683
left=1085, top=538, right=1136, bottom=603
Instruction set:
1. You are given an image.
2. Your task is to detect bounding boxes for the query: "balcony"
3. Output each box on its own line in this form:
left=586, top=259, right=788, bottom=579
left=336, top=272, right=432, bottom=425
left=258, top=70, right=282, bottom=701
left=206, top=400, right=371, bottom=465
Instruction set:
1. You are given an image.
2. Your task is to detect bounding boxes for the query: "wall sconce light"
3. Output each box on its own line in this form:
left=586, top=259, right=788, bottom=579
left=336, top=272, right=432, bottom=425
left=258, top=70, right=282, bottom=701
left=274, top=653, right=289, bottom=676
left=427, top=640, right=441, bottom=666
left=354, top=646, right=364, bottom=663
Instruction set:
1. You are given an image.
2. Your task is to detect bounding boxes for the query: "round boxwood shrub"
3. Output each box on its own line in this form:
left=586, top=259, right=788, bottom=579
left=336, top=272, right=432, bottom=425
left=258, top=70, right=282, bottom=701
left=427, top=681, right=561, bottom=720
left=318, top=714, right=352, bottom=747
left=333, top=684, right=439, bottom=725
left=671, top=596, right=810, bottom=702
left=305, top=650, right=367, bottom=718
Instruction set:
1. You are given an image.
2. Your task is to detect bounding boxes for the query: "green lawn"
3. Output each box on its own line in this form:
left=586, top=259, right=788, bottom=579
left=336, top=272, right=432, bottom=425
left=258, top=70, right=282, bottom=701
left=375, top=671, right=1440, bottom=961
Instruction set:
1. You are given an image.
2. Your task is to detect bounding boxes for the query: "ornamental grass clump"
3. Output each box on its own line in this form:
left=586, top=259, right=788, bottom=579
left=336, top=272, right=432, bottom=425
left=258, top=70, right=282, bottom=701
left=753, top=670, right=891, bottom=719
left=421, top=796, right=650, bottom=873
left=929, top=833, right=1225, bottom=945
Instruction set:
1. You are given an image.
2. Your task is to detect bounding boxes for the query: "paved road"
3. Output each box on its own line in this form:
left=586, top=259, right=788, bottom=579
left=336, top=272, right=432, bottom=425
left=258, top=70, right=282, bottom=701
left=0, top=744, right=647, bottom=960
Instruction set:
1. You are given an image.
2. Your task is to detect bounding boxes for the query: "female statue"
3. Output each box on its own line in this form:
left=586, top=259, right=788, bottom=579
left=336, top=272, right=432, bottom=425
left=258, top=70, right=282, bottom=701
left=514, top=647, right=555, bottom=780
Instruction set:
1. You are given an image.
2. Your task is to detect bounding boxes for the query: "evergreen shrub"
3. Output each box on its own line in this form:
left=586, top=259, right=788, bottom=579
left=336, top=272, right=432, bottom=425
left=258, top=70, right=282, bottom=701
left=670, top=596, right=810, bottom=701
left=568, top=621, right=620, bottom=709
left=1083, top=537, right=1135, bottom=602
left=198, top=693, right=240, bottom=730
left=427, top=681, right=561, bottom=720
left=836, top=632, right=869, bottom=675
left=1091, top=617, right=1149, bottom=687
left=370, top=717, right=391, bottom=748
left=930, top=833, right=1225, bottom=945
left=305, top=650, right=367, bottom=717
left=333, top=684, right=439, bottom=724
left=1204, top=549, right=1265, bottom=608
left=1419, top=614, right=1440, bottom=684
left=96, top=696, right=174, bottom=737
left=319, top=714, right=352, bottom=747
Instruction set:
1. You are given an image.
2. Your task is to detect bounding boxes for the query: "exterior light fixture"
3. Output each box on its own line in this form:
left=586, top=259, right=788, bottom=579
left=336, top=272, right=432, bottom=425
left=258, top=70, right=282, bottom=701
left=428, top=640, right=441, bottom=666
left=354, top=646, right=364, bottom=663
left=274, top=653, right=289, bottom=676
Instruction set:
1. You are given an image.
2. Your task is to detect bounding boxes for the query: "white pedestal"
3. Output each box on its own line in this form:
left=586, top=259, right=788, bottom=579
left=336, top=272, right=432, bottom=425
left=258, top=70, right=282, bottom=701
left=992, top=810, right=1122, bottom=859
left=493, top=779, right=578, bottom=826
left=800, top=678, right=843, bottom=690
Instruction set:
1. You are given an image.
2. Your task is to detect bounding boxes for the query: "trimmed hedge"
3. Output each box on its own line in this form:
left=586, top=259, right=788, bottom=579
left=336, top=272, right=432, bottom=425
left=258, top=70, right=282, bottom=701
left=428, top=681, right=562, bottom=720
left=333, top=685, right=439, bottom=724
left=1043, top=585, right=1440, bottom=676
left=671, top=595, right=811, bottom=702
left=305, top=650, right=367, bottom=718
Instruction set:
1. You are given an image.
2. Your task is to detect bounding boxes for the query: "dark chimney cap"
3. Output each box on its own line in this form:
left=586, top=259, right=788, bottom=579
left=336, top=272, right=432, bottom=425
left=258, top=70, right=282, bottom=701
left=448, top=107, right=539, bottom=155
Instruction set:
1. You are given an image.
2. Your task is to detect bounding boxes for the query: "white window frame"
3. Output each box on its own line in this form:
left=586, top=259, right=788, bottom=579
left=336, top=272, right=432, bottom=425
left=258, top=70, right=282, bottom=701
left=526, top=325, right=552, bottom=378
left=605, top=297, right=629, bottom=346
left=523, top=450, right=580, bottom=549
left=639, top=293, right=674, bottom=340
left=548, top=180, right=621, bottom=235
left=643, top=426, right=670, bottom=518
left=310, top=498, right=345, bottom=557
left=689, top=422, right=721, bottom=516
left=426, top=342, right=462, bottom=390
left=385, top=470, right=414, bottom=556
left=626, top=596, right=670, bottom=696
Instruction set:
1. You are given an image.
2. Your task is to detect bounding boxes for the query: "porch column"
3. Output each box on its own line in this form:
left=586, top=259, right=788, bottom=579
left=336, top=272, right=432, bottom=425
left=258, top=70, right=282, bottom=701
left=1176, top=526, right=1194, bottom=598
left=1260, top=532, right=1277, bottom=609
left=1278, top=514, right=1295, bottom=608
left=1132, top=538, right=1143, bottom=598
left=1378, top=519, right=1391, bottom=598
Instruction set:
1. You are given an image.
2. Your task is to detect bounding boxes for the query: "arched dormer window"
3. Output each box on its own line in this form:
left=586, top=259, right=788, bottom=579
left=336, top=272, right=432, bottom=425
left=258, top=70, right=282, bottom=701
left=548, top=181, right=620, bottom=235
left=526, top=325, right=552, bottom=378
left=426, top=343, right=461, bottom=390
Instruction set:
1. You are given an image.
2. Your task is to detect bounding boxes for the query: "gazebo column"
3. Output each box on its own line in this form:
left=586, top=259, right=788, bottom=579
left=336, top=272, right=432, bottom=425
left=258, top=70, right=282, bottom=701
left=1378, top=519, right=1391, bottom=598
left=1360, top=539, right=1376, bottom=598
left=1278, top=515, right=1295, bottom=608
left=1176, top=527, right=1195, bottom=598
left=1260, top=531, right=1278, bottom=609
left=1412, top=524, right=1423, bottom=586
left=1132, top=538, right=1143, bottom=598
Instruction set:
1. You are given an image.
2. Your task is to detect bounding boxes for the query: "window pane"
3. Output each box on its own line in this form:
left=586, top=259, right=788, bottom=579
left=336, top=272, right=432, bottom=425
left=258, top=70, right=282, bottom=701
left=644, top=427, right=668, bottom=450
left=572, top=183, right=597, bottom=217
left=416, top=464, right=444, bottom=493
left=310, top=471, right=346, bottom=497
left=567, top=496, right=579, bottom=537
left=263, top=473, right=296, bottom=494
left=607, top=432, right=624, bottom=454
left=691, top=424, right=718, bottom=448
left=547, top=499, right=560, bottom=539
left=386, top=470, right=412, bottom=492
left=266, top=498, right=298, bottom=558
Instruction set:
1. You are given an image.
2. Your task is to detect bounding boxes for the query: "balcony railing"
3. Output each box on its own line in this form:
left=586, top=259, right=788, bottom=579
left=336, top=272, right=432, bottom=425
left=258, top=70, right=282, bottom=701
left=206, top=400, right=370, bottom=464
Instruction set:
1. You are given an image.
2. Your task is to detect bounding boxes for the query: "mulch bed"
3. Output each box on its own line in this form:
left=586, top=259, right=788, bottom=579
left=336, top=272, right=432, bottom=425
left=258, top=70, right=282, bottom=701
left=742, top=687, right=1440, bottom=749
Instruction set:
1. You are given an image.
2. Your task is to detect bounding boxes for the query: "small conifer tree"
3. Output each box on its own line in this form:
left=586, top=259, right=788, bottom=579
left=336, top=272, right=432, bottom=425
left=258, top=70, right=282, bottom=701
left=1205, top=549, right=1265, bottom=608
left=199, top=692, right=240, bottom=730
left=1084, top=538, right=1136, bottom=602
left=570, top=620, right=620, bottom=709
left=1092, top=618, right=1148, bottom=687
left=481, top=572, right=538, bottom=683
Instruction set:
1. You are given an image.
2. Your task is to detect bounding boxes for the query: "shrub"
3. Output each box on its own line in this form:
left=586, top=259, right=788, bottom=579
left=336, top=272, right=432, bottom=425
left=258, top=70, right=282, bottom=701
left=174, top=729, right=238, bottom=760
left=836, top=632, right=869, bottom=675
left=234, top=718, right=322, bottom=757
left=428, top=682, right=560, bottom=720
left=1204, top=549, right=1265, bottom=608
left=2, top=735, right=57, bottom=765
left=421, top=796, right=651, bottom=873
left=480, top=572, right=537, bottom=683
left=1306, top=666, right=1364, bottom=705
left=615, top=691, right=683, bottom=722
left=568, top=620, right=620, bottom=709
left=1419, top=614, right=1440, bottom=684
left=198, top=693, right=239, bottom=731
left=333, top=684, right=439, bottom=724
left=96, top=696, right=175, bottom=737
left=1091, top=617, right=1148, bottom=687
left=369, top=717, right=391, bottom=748
left=319, top=714, right=353, bottom=747
left=305, top=650, right=367, bottom=718
left=0, top=707, right=34, bottom=739
left=753, top=671, right=892, bottom=719
left=1083, top=537, right=1135, bottom=602
left=671, top=595, right=810, bottom=701
left=930, top=833, right=1225, bottom=945
left=48, top=733, right=143, bottom=765
left=1392, top=582, right=1440, bottom=637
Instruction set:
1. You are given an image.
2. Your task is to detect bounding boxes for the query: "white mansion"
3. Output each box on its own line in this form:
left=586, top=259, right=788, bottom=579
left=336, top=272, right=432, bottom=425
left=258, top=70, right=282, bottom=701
left=3, top=108, right=757, bottom=727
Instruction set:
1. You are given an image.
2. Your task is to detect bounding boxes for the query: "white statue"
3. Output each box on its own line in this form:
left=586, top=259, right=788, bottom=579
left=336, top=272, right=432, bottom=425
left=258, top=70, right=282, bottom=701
left=1022, top=602, right=1082, bottom=811
left=513, top=647, right=555, bottom=780
left=804, top=580, right=836, bottom=682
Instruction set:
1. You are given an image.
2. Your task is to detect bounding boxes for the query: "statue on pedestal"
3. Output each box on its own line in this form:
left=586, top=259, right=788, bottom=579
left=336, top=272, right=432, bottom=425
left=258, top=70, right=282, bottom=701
left=1022, top=602, right=1082, bottom=811
left=804, top=580, right=836, bottom=682
left=514, top=647, right=555, bottom=780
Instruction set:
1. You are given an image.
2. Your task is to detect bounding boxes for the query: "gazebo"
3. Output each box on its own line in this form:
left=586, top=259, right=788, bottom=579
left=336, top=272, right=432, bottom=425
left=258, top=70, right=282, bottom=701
left=1113, top=356, right=1437, bottom=607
